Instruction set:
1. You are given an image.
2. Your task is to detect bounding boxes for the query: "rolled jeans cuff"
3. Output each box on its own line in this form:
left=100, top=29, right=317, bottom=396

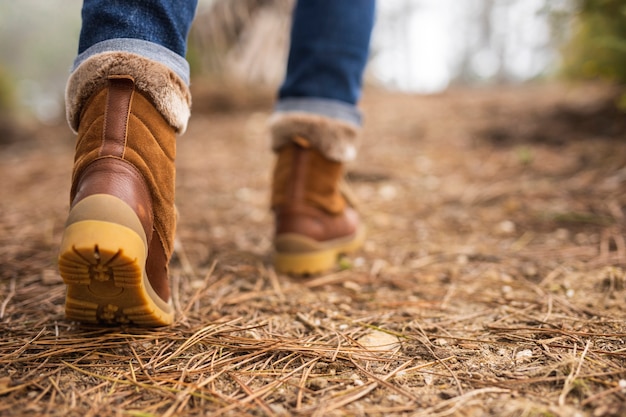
left=274, top=98, right=362, bottom=127
left=73, top=39, right=191, bottom=86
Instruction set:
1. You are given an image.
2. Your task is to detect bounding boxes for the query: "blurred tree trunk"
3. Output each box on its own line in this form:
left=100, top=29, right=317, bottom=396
left=189, top=0, right=293, bottom=87
left=454, top=0, right=498, bottom=84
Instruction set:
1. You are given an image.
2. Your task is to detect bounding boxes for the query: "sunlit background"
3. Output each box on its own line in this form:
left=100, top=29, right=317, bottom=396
left=372, top=0, right=571, bottom=92
left=0, top=0, right=577, bottom=124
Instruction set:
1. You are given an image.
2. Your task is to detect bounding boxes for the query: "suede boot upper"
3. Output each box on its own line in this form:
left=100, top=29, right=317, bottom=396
left=270, top=113, right=362, bottom=246
left=70, top=75, right=177, bottom=302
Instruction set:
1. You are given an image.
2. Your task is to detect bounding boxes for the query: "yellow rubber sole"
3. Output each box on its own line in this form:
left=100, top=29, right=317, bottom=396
left=58, top=195, right=173, bottom=326
left=273, top=226, right=366, bottom=275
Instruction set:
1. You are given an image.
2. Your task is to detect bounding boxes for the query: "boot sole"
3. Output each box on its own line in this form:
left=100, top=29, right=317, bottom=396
left=58, top=195, right=174, bottom=326
left=273, top=226, right=366, bottom=275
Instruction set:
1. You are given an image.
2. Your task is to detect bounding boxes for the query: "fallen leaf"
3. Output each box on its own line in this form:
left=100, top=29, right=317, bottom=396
left=357, top=330, right=401, bottom=353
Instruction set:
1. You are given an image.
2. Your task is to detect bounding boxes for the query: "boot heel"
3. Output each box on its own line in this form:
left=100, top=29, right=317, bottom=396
left=58, top=195, right=173, bottom=326
left=273, top=227, right=365, bottom=275
left=274, top=250, right=338, bottom=275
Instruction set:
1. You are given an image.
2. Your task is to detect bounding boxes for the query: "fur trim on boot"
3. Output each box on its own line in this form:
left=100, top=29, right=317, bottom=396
left=269, top=112, right=360, bottom=162
left=66, top=52, right=191, bottom=134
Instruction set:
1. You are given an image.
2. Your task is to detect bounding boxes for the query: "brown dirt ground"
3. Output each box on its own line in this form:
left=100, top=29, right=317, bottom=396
left=1, top=81, right=626, bottom=416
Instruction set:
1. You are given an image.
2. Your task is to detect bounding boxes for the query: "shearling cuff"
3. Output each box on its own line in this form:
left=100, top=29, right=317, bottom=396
left=66, top=52, right=191, bottom=134
left=269, top=112, right=360, bottom=162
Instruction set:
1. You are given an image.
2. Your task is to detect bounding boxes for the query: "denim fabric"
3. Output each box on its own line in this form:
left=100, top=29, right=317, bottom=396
left=73, top=39, right=192, bottom=86
left=79, top=0, right=198, bottom=58
left=275, top=97, right=363, bottom=126
left=278, top=0, right=376, bottom=107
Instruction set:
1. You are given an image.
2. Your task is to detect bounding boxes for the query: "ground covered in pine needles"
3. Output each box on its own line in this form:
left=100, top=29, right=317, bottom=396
left=1, top=81, right=626, bottom=416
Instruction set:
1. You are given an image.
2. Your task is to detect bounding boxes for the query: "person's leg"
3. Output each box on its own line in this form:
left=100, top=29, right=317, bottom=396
left=58, top=0, right=197, bottom=326
left=278, top=0, right=375, bottom=115
left=79, top=0, right=196, bottom=58
left=270, top=0, right=376, bottom=274
left=68, top=0, right=197, bottom=130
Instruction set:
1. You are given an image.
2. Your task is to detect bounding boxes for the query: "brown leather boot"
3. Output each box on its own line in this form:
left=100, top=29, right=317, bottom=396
left=59, top=53, right=190, bottom=326
left=270, top=114, right=365, bottom=274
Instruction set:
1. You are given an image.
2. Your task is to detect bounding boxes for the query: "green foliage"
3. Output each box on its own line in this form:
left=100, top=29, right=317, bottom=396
left=561, top=0, right=626, bottom=83
left=0, top=65, right=15, bottom=111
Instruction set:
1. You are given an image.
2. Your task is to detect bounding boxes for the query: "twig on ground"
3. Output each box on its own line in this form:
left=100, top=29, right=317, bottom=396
left=559, top=340, right=592, bottom=406
left=0, top=274, right=16, bottom=319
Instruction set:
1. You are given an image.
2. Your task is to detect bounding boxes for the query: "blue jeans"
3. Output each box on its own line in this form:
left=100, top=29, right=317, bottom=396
left=76, top=0, right=375, bottom=126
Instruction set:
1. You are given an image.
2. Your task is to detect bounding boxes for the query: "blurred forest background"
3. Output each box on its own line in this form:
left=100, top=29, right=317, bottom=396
left=0, top=0, right=624, bottom=138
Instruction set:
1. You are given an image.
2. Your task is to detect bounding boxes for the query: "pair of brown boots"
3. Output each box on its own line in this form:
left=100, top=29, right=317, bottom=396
left=57, top=54, right=364, bottom=326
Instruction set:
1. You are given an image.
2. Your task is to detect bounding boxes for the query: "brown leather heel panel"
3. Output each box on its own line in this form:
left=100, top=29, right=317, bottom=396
left=72, top=157, right=154, bottom=240
left=275, top=205, right=358, bottom=242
